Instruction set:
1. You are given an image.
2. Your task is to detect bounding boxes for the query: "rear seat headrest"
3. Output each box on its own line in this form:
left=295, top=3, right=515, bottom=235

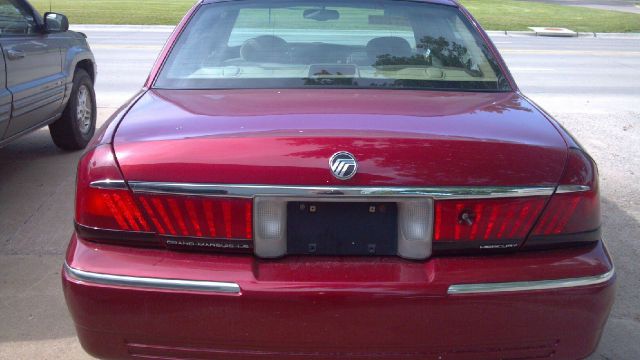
left=366, top=36, right=412, bottom=63
left=240, top=35, right=289, bottom=63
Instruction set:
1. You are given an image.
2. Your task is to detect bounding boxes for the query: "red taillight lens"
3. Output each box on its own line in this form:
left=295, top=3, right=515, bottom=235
left=75, top=144, right=147, bottom=232
left=531, top=191, right=599, bottom=236
left=80, top=187, right=152, bottom=232
left=528, top=149, right=600, bottom=246
left=75, top=144, right=253, bottom=250
left=136, top=194, right=252, bottom=240
left=433, top=197, right=547, bottom=251
left=433, top=149, right=600, bottom=252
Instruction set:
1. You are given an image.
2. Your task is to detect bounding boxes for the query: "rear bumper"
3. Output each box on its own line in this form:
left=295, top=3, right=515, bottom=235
left=63, top=235, right=615, bottom=360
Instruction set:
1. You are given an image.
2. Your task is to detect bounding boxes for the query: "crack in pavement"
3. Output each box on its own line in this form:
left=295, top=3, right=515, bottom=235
left=2, top=176, right=74, bottom=251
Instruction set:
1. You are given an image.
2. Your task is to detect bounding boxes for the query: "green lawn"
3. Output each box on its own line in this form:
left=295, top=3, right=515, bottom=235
left=462, top=0, right=640, bottom=33
left=30, top=0, right=640, bottom=32
left=31, top=0, right=196, bottom=25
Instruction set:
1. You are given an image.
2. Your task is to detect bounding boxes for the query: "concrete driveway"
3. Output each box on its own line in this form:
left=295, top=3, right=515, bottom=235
left=0, top=27, right=639, bottom=359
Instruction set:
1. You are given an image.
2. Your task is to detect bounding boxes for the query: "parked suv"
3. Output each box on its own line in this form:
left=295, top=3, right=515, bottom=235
left=0, top=0, right=96, bottom=150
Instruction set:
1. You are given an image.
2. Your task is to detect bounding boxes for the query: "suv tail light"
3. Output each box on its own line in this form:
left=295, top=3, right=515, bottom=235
left=527, top=148, right=601, bottom=247
left=75, top=144, right=253, bottom=251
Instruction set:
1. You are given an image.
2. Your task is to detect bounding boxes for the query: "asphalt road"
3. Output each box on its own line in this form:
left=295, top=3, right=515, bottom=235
left=0, top=27, right=639, bottom=359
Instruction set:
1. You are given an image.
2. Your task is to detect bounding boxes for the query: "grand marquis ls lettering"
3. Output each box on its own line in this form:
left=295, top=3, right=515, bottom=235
left=63, top=0, right=615, bottom=359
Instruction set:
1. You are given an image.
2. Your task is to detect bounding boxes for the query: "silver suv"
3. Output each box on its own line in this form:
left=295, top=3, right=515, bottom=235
left=0, top=0, right=96, bottom=150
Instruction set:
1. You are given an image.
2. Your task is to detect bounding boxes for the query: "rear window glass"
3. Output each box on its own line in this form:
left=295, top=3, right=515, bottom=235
left=227, top=7, right=416, bottom=48
left=155, top=0, right=511, bottom=92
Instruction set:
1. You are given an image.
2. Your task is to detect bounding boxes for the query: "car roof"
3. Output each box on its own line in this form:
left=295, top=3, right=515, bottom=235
left=201, top=0, right=459, bottom=7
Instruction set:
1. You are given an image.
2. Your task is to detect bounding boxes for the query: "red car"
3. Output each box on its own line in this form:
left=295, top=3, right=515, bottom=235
left=63, top=0, right=615, bottom=359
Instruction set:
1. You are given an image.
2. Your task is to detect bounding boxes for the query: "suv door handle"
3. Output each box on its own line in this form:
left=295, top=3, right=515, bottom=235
left=7, top=50, right=26, bottom=60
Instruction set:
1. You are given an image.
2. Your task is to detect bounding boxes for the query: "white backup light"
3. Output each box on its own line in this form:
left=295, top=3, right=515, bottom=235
left=397, top=199, right=433, bottom=260
left=254, top=198, right=287, bottom=258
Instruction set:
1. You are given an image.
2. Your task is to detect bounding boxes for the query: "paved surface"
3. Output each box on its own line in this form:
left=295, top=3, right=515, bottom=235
left=0, top=26, right=639, bottom=359
left=521, top=0, right=640, bottom=14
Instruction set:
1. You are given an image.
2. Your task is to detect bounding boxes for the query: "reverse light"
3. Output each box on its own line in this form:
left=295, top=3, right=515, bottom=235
left=397, top=200, right=433, bottom=259
left=253, top=198, right=288, bottom=258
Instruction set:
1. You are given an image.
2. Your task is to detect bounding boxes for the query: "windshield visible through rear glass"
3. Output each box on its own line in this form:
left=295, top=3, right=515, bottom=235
left=155, top=0, right=511, bottom=92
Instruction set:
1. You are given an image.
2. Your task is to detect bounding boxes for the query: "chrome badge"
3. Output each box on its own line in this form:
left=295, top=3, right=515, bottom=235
left=329, top=152, right=357, bottom=180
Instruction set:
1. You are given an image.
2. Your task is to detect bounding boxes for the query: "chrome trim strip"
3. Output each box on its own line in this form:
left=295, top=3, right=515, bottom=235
left=128, top=182, right=555, bottom=200
left=90, top=180, right=128, bottom=190
left=447, top=267, right=614, bottom=295
left=556, top=185, right=591, bottom=194
left=64, top=263, right=241, bottom=294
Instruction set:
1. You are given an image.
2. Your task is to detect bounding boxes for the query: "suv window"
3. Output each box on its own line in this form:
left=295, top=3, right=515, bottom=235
left=156, top=0, right=510, bottom=92
left=0, top=0, right=37, bottom=36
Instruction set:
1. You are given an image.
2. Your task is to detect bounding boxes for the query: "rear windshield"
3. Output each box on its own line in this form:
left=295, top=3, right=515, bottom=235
left=155, top=0, right=511, bottom=92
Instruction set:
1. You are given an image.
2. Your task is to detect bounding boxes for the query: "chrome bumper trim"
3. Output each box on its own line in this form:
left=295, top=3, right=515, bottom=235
left=127, top=182, right=555, bottom=200
left=64, top=262, right=612, bottom=296
left=447, top=267, right=614, bottom=295
left=64, top=263, right=241, bottom=294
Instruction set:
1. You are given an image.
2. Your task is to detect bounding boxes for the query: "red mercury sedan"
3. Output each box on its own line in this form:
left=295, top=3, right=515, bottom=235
left=62, top=0, right=615, bottom=359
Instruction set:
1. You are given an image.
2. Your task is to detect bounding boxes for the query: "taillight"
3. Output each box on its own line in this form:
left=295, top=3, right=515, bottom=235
left=75, top=145, right=599, bottom=256
left=432, top=148, right=600, bottom=252
left=75, top=144, right=151, bottom=235
left=75, top=144, right=253, bottom=251
left=433, top=197, right=548, bottom=252
left=135, top=194, right=252, bottom=240
left=527, top=148, right=601, bottom=247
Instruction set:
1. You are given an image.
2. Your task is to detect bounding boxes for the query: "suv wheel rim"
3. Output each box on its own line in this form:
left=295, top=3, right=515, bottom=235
left=76, top=85, right=92, bottom=134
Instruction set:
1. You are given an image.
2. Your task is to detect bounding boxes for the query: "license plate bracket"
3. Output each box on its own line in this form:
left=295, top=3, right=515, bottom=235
left=287, top=202, right=398, bottom=256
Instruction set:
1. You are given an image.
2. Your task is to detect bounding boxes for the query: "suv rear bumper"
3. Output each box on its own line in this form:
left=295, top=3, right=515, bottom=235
left=63, top=235, right=615, bottom=359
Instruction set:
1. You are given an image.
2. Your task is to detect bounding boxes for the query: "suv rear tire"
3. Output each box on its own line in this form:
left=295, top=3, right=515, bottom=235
left=49, top=68, right=96, bottom=150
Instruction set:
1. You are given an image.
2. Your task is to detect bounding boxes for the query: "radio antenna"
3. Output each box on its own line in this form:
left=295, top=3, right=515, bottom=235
left=49, top=0, right=52, bottom=12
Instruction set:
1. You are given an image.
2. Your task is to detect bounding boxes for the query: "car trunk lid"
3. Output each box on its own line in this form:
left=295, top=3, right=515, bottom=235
left=113, top=89, right=567, bottom=187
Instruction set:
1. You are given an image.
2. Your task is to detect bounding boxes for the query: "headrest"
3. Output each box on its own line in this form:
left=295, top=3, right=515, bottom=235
left=240, top=35, right=289, bottom=63
left=366, top=36, right=412, bottom=63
